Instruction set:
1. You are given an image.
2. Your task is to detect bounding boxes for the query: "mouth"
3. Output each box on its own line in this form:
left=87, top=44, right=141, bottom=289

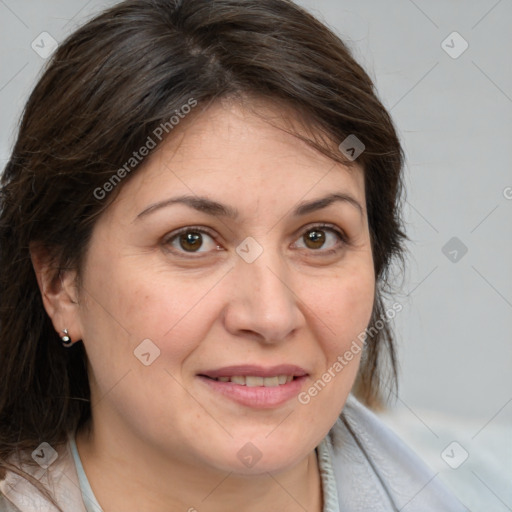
left=200, top=374, right=298, bottom=386
left=196, top=365, right=308, bottom=408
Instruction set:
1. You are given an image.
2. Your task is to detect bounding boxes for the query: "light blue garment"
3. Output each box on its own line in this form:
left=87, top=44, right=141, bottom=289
left=69, top=436, right=104, bottom=512
left=317, top=434, right=342, bottom=512
left=69, top=432, right=341, bottom=512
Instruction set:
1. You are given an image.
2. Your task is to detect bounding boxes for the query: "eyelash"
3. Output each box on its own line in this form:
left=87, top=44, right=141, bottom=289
left=163, top=223, right=348, bottom=258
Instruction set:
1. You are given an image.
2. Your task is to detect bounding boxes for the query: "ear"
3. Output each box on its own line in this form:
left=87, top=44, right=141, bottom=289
left=30, top=242, right=82, bottom=344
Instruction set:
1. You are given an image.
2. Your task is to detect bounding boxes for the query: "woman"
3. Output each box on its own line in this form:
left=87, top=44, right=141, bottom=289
left=0, top=0, right=466, bottom=510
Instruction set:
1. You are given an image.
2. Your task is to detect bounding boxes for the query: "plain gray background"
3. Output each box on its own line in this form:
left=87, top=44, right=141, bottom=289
left=1, top=1, right=511, bottom=510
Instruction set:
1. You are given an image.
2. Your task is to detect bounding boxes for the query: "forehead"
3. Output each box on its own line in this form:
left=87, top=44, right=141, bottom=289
left=109, top=97, right=366, bottom=222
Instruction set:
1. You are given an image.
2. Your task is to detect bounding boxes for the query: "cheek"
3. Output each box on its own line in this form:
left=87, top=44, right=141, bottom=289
left=304, top=264, right=375, bottom=352
left=78, top=253, right=223, bottom=370
left=293, top=264, right=375, bottom=437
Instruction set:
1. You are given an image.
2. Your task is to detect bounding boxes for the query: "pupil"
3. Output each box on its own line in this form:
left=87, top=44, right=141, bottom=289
left=180, top=232, right=202, bottom=252
left=306, top=230, right=325, bottom=249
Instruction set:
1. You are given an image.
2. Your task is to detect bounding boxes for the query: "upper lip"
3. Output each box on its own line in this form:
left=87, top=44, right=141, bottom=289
left=198, top=365, right=308, bottom=379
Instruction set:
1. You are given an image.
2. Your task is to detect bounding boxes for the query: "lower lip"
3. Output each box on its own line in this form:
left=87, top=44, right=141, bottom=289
left=197, top=376, right=307, bottom=409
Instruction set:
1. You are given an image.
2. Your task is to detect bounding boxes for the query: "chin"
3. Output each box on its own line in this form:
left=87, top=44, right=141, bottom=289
left=199, top=431, right=317, bottom=476
left=221, top=452, right=306, bottom=476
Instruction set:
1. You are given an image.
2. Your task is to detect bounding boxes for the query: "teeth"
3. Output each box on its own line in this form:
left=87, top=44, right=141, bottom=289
left=263, top=376, right=279, bottom=387
left=246, top=376, right=264, bottom=387
left=213, top=375, right=295, bottom=386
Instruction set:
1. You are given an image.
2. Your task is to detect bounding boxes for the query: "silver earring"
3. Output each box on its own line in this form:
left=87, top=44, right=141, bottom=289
left=61, top=329, right=73, bottom=347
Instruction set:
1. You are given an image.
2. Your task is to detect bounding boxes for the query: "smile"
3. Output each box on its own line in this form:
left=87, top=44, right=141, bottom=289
left=197, top=365, right=309, bottom=408
left=206, top=375, right=295, bottom=386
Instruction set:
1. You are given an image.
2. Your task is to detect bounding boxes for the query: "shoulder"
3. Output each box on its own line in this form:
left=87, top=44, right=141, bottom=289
left=326, top=394, right=468, bottom=511
left=0, top=435, right=85, bottom=512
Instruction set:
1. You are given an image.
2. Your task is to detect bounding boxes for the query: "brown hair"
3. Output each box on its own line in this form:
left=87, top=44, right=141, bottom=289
left=0, top=0, right=406, bottom=505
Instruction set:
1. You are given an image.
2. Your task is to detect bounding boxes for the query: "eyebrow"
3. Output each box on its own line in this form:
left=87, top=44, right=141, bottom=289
left=136, top=192, right=363, bottom=221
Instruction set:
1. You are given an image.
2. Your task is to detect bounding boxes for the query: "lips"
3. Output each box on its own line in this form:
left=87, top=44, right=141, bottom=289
left=198, top=364, right=308, bottom=381
left=213, top=375, right=293, bottom=386
left=197, top=365, right=309, bottom=408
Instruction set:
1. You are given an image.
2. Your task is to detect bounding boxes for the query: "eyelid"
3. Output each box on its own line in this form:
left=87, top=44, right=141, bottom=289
left=164, top=225, right=217, bottom=241
left=292, top=222, right=347, bottom=243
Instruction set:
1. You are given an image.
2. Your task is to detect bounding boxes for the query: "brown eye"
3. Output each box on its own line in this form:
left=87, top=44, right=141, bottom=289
left=294, top=225, right=346, bottom=253
left=304, top=229, right=326, bottom=249
left=179, top=231, right=203, bottom=252
left=165, top=227, right=219, bottom=255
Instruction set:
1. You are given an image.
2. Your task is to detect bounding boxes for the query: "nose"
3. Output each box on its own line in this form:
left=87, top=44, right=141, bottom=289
left=222, top=248, right=306, bottom=344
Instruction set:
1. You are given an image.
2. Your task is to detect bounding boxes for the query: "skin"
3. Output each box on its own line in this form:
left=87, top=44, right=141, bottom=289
left=33, top=96, right=375, bottom=512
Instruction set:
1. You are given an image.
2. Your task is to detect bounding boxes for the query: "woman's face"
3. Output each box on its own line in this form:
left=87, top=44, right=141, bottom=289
left=72, top=98, right=375, bottom=474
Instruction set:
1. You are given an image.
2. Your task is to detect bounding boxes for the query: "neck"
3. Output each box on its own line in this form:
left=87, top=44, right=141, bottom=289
left=75, top=417, right=323, bottom=512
